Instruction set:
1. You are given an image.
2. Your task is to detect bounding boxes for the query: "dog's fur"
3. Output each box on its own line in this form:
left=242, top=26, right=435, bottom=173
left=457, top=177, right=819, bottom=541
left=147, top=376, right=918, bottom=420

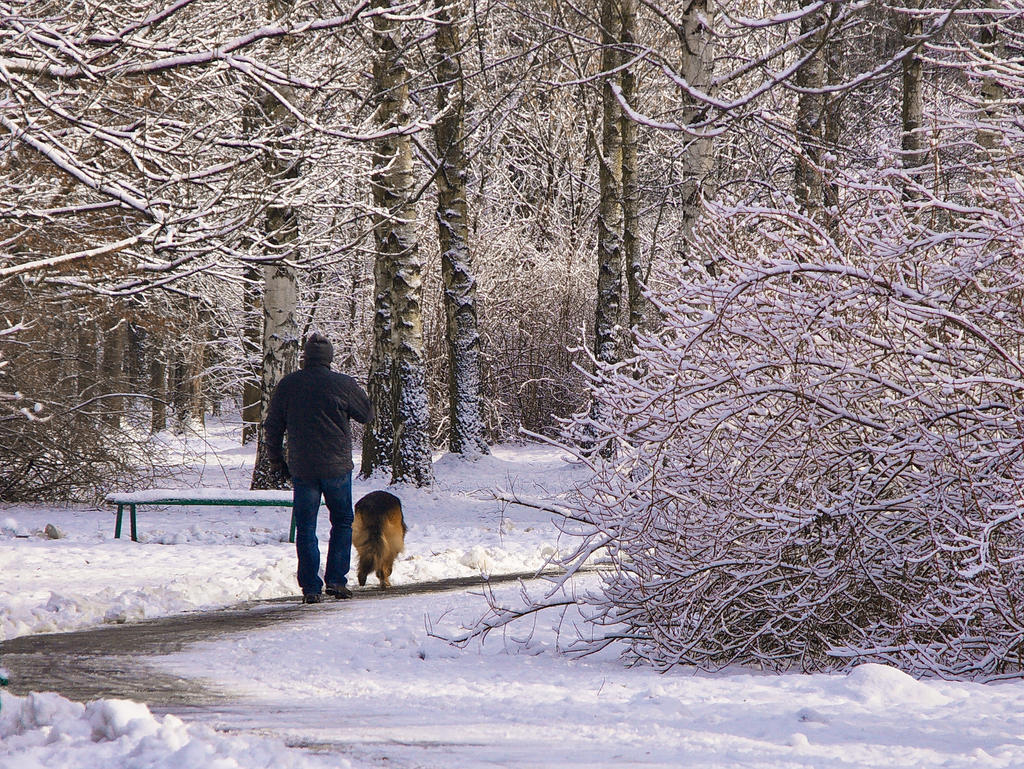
left=352, top=490, right=406, bottom=589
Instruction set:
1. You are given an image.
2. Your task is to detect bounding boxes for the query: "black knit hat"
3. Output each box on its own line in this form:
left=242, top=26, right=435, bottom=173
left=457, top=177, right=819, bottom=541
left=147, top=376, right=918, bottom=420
left=303, top=332, right=334, bottom=367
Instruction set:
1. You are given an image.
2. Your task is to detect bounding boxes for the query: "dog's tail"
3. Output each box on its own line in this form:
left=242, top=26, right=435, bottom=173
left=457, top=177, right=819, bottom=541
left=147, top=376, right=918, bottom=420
left=355, top=491, right=405, bottom=588
left=355, top=490, right=405, bottom=559
left=361, top=518, right=387, bottom=565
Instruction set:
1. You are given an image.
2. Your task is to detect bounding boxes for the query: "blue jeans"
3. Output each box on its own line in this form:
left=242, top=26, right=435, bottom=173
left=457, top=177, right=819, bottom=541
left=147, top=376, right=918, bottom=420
left=291, top=473, right=353, bottom=595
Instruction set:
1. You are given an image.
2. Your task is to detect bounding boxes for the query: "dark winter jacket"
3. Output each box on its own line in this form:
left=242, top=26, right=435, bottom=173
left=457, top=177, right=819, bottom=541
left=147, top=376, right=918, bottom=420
left=264, top=337, right=373, bottom=480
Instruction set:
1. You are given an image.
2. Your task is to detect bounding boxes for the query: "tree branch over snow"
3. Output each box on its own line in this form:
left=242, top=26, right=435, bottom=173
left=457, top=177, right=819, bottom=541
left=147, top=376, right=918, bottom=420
left=0, top=226, right=162, bottom=280
left=0, top=2, right=381, bottom=80
left=0, top=0, right=436, bottom=290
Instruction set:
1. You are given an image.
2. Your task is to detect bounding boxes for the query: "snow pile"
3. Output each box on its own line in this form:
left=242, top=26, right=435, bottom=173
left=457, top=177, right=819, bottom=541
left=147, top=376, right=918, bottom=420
left=0, top=543, right=298, bottom=641
left=839, top=663, right=952, bottom=708
left=1, top=517, right=27, bottom=537
left=0, top=691, right=344, bottom=769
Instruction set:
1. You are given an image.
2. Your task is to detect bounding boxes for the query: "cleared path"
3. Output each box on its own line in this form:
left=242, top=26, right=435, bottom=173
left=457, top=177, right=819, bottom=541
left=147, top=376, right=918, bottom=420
left=0, top=570, right=544, bottom=708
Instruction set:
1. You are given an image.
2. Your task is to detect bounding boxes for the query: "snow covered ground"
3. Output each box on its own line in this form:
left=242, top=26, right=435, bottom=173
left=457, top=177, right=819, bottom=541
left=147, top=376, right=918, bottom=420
left=0, top=422, right=571, bottom=642
left=4, top=418, right=1024, bottom=768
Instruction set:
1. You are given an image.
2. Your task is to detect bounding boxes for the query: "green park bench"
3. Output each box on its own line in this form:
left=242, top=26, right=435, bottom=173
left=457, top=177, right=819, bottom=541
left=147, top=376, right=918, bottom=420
left=104, top=490, right=300, bottom=543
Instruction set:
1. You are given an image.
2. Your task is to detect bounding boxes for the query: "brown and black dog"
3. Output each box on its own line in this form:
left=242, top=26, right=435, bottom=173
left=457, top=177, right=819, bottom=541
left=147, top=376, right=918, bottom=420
left=352, top=490, right=407, bottom=589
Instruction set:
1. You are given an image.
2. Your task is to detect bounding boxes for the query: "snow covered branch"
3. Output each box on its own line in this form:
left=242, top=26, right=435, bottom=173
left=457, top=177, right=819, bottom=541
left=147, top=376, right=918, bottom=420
left=547, top=163, right=1024, bottom=678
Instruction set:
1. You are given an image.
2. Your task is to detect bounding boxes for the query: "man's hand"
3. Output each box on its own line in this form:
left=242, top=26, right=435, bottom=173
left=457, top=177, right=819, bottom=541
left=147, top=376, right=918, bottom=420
left=271, top=458, right=290, bottom=479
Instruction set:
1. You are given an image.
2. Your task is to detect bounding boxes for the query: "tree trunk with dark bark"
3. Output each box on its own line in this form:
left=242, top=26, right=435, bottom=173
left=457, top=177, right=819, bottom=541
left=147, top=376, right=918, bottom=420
left=620, top=0, right=644, bottom=341
left=594, top=0, right=624, bottom=372
left=99, top=317, right=125, bottom=429
left=149, top=339, right=167, bottom=434
left=976, top=2, right=1004, bottom=158
left=794, top=4, right=826, bottom=217
left=365, top=0, right=433, bottom=486
left=434, top=0, right=488, bottom=457
left=901, top=0, right=926, bottom=201
left=241, top=265, right=263, bottom=444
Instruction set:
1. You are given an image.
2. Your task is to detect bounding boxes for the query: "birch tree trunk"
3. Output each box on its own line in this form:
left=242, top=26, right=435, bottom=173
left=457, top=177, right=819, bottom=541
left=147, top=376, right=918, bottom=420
left=361, top=239, right=395, bottom=478
left=250, top=93, right=301, bottom=489
left=594, top=0, right=624, bottom=371
left=434, top=0, right=488, bottom=457
left=248, top=0, right=301, bottom=489
left=366, top=0, right=433, bottom=486
left=674, top=0, right=714, bottom=271
left=241, top=264, right=262, bottom=444
left=620, top=0, right=644, bottom=340
left=251, top=254, right=300, bottom=490
left=901, top=0, right=926, bottom=201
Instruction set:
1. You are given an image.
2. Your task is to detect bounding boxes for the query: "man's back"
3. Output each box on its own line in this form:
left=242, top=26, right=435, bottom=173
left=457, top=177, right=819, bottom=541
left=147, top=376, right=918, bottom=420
left=265, top=361, right=372, bottom=480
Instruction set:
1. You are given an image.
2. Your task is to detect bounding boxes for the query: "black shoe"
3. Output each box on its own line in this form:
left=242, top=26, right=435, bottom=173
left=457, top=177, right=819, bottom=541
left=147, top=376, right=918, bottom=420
left=325, top=584, right=353, bottom=599
left=302, top=593, right=324, bottom=604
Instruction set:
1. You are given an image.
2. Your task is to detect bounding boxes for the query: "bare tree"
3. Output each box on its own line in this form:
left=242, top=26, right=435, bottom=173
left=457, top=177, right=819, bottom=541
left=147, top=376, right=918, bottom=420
left=361, top=239, right=397, bottom=478
left=975, top=1, right=1004, bottom=158
left=793, top=2, right=828, bottom=216
left=241, top=266, right=263, bottom=444
left=620, top=0, right=644, bottom=337
left=901, top=0, right=927, bottom=200
left=593, top=0, right=625, bottom=373
left=364, top=0, right=434, bottom=486
left=433, top=0, right=488, bottom=457
left=251, top=0, right=304, bottom=491
left=0, top=1, right=382, bottom=498
left=251, top=260, right=300, bottom=489
left=0, top=1, right=379, bottom=290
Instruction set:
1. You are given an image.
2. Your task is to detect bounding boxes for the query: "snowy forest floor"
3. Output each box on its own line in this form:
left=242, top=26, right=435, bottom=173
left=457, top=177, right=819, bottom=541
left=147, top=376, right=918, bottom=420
left=3, top=418, right=1024, bottom=768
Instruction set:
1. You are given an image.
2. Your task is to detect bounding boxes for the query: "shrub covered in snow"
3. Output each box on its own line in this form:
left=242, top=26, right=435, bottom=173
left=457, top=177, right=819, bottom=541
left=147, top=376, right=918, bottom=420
left=555, top=174, right=1024, bottom=679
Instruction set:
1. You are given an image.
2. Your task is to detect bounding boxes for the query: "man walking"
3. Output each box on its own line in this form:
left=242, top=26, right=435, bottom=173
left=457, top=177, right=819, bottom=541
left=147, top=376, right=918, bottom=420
left=264, top=332, right=373, bottom=603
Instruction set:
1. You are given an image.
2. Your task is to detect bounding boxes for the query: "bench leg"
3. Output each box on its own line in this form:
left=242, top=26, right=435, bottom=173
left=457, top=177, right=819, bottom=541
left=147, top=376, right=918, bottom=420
left=130, top=504, right=138, bottom=542
left=114, top=504, right=123, bottom=539
left=289, top=509, right=296, bottom=544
